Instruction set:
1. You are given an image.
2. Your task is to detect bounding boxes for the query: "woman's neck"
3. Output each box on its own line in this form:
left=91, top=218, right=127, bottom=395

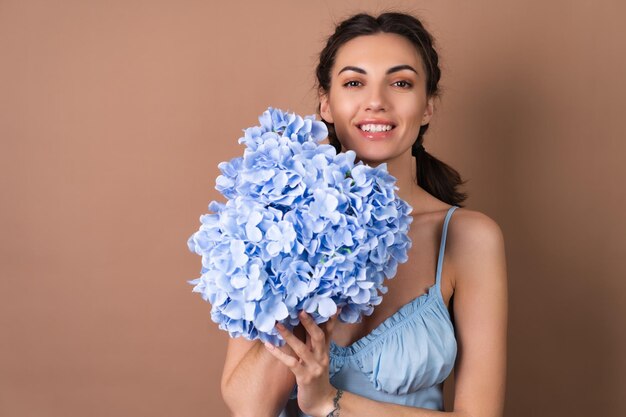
left=350, top=148, right=437, bottom=215
left=384, top=150, right=434, bottom=215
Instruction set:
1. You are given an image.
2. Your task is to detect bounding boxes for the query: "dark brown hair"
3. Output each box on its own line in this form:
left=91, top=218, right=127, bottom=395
left=315, top=12, right=467, bottom=206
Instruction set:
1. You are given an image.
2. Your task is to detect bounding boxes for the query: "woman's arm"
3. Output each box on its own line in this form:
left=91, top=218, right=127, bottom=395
left=266, top=210, right=508, bottom=417
left=447, top=211, right=508, bottom=417
left=222, top=330, right=303, bottom=417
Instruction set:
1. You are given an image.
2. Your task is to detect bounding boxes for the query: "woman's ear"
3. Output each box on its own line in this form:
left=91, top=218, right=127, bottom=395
left=421, top=97, right=434, bottom=125
left=319, top=91, right=334, bottom=124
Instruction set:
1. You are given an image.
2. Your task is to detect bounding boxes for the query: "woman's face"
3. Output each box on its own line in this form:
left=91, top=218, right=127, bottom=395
left=320, top=33, right=434, bottom=165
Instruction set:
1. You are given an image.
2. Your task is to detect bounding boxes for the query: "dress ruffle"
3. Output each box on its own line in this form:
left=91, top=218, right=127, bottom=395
left=329, top=284, right=457, bottom=395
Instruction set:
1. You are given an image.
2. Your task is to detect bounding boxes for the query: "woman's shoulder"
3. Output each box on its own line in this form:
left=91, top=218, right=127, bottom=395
left=448, top=206, right=503, bottom=243
left=446, top=206, right=507, bottom=287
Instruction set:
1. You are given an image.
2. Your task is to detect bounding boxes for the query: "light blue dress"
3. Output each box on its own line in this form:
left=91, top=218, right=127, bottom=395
left=280, top=206, right=459, bottom=417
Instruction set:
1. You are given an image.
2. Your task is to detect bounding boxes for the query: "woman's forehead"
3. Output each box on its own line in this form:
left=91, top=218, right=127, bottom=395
left=333, top=33, right=424, bottom=73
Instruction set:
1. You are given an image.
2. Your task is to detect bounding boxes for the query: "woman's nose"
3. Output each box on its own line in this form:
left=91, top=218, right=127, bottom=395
left=365, top=85, right=388, bottom=111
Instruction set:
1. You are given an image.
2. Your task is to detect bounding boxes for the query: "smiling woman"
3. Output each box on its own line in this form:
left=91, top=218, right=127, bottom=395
left=220, top=12, right=507, bottom=417
left=319, top=33, right=432, bottom=167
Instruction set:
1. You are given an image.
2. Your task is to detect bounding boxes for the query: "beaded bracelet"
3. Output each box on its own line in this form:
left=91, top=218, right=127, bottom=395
left=325, top=389, right=344, bottom=417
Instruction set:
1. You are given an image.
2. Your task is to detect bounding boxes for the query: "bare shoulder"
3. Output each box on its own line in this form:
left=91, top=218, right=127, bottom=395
left=446, top=207, right=507, bottom=288
left=448, top=207, right=504, bottom=246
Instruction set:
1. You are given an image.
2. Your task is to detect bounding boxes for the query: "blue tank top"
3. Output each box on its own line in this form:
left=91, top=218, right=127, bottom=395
left=280, top=206, right=459, bottom=416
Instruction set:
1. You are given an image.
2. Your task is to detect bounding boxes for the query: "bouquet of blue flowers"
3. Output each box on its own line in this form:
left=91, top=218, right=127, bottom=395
left=187, top=107, right=412, bottom=345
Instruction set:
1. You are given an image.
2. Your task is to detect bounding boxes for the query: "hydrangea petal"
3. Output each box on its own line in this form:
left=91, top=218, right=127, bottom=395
left=318, top=297, right=337, bottom=317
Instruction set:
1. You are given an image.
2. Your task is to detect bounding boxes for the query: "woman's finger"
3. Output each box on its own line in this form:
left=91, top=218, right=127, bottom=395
left=321, top=311, right=340, bottom=346
left=298, top=311, right=326, bottom=348
left=263, top=341, right=300, bottom=370
left=275, top=323, right=314, bottom=363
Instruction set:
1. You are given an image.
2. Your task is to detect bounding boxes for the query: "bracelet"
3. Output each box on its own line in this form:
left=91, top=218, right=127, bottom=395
left=325, top=389, right=344, bottom=417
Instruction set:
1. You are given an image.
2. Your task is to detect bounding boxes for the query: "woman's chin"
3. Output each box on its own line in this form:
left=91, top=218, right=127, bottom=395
left=352, top=153, right=388, bottom=166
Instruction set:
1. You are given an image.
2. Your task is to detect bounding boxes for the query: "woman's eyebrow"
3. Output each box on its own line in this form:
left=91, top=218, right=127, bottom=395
left=338, top=66, right=366, bottom=75
left=386, top=65, right=418, bottom=75
left=337, top=64, right=418, bottom=75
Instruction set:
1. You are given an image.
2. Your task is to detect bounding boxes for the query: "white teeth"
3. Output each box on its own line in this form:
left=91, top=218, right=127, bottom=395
left=359, top=124, right=393, bottom=132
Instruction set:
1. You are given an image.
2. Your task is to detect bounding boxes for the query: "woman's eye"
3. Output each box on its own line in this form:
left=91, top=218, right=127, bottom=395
left=343, top=80, right=362, bottom=88
left=393, top=80, right=412, bottom=88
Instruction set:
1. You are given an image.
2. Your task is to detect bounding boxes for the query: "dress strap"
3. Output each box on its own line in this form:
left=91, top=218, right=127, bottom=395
left=435, top=206, right=459, bottom=288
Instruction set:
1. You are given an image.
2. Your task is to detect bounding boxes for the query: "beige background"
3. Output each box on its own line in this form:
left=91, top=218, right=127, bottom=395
left=1, top=1, right=625, bottom=416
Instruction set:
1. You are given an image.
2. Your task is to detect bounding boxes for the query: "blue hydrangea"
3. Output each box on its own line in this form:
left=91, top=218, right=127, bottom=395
left=188, top=107, right=413, bottom=345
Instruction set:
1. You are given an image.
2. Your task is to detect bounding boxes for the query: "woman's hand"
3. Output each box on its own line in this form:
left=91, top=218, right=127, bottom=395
left=263, top=310, right=340, bottom=417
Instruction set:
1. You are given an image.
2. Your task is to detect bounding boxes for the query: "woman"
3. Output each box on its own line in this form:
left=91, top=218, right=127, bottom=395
left=221, top=12, right=507, bottom=417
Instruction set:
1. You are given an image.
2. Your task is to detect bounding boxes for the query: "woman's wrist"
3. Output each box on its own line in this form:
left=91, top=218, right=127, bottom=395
left=314, top=388, right=343, bottom=417
left=327, top=388, right=344, bottom=416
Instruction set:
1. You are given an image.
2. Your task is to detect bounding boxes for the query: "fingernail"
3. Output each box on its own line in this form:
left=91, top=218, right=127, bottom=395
left=264, top=342, right=274, bottom=351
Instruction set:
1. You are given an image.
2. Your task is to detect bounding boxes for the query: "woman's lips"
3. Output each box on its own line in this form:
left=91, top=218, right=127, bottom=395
left=356, top=125, right=395, bottom=140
